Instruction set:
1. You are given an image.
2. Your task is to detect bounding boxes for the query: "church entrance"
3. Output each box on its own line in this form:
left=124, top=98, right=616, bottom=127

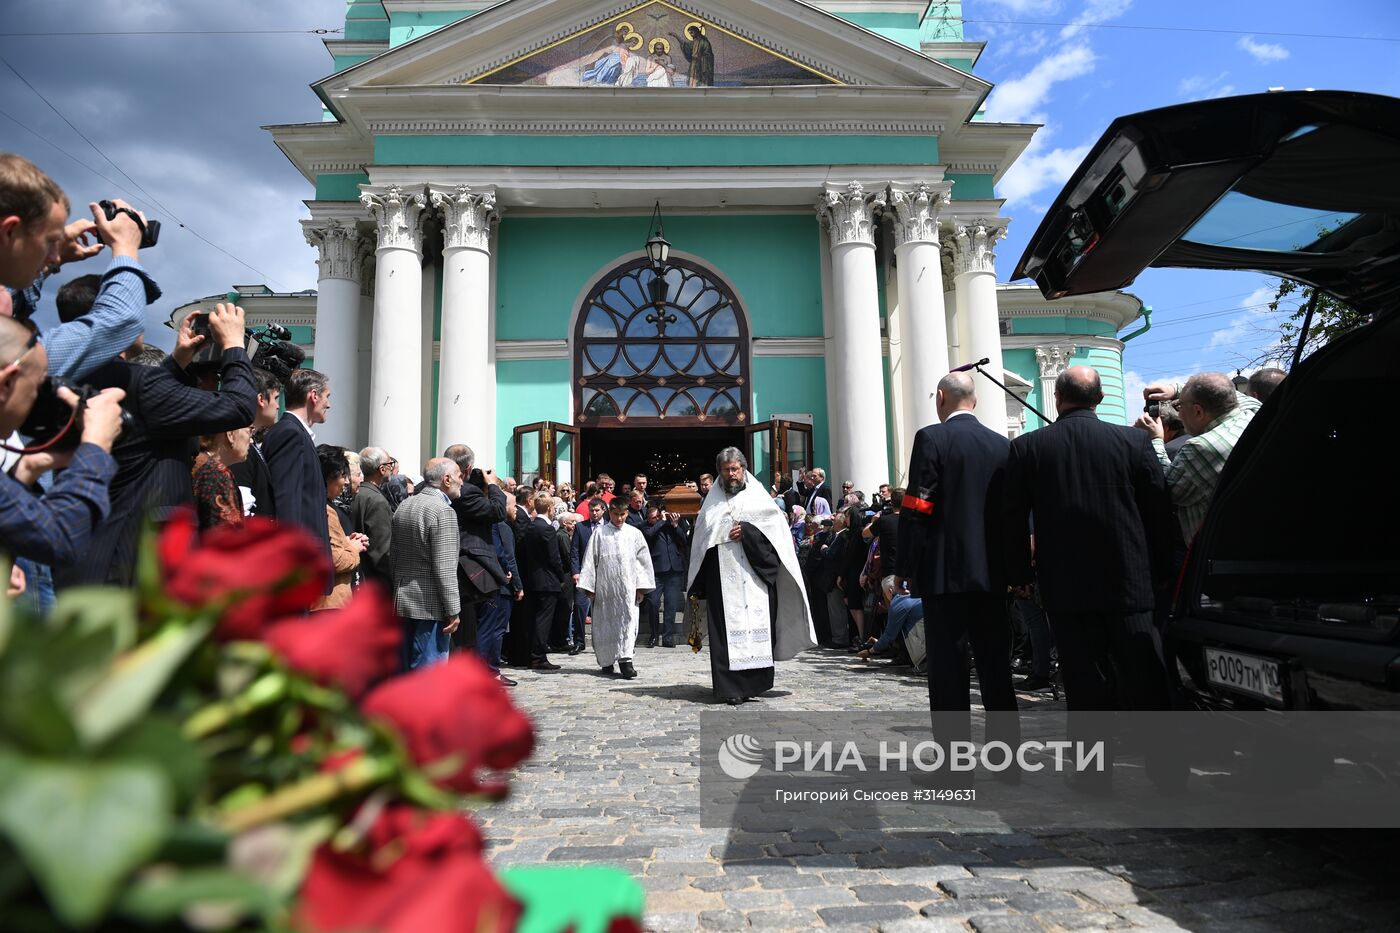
left=569, top=255, right=753, bottom=493
left=580, top=426, right=744, bottom=491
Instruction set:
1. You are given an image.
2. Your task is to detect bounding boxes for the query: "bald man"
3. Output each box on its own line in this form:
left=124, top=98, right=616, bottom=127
left=896, top=371, right=1018, bottom=746
left=1004, top=365, right=1175, bottom=715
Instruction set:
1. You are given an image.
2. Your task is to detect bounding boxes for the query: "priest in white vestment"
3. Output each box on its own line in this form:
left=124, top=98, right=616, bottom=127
left=578, top=497, right=656, bottom=679
left=687, top=447, right=816, bottom=704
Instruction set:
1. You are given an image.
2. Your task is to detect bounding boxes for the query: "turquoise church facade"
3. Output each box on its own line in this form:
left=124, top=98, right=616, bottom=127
left=229, top=0, right=1144, bottom=491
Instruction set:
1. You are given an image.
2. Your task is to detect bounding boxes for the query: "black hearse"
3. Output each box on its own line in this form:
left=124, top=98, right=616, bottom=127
left=1014, top=90, right=1400, bottom=710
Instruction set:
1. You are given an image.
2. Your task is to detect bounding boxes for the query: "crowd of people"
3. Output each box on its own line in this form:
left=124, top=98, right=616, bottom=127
left=2, top=149, right=1284, bottom=718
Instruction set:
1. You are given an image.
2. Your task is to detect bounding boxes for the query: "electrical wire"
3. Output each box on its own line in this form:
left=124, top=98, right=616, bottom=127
left=0, top=28, right=341, bottom=38
left=960, top=18, right=1399, bottom=43
left=0, top=61, right=285, bottom=287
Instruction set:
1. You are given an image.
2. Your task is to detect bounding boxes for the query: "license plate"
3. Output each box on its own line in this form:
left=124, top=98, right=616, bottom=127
left=1204, top=647, right=1284, bottom=704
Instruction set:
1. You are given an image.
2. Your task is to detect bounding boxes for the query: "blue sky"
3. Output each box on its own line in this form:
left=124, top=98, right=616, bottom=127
left=966, top=0, right=1400, bottom=398
left=2, top=0, right=1398, bottom=399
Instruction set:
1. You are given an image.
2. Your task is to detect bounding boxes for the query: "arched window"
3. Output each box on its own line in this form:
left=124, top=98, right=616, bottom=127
left=574, top=257, right=750, bottom=427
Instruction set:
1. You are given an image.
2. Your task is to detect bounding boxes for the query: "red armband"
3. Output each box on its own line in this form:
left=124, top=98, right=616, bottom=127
left=901, top=493, right=935, bottom=516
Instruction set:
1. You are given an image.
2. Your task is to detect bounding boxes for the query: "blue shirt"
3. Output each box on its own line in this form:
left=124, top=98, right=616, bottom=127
left=0, top=442, right=117, bottom=566
left=17, top=256, right=160, bottom=381
left=871, top=592, right=923, bottom=654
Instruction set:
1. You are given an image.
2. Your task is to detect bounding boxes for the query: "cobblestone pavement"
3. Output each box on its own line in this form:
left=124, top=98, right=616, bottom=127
left=480, top=641, right=1400, bottom=932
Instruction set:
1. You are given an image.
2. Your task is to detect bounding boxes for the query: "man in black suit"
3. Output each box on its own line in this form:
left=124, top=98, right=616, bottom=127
left=56, top=302, right=257, bottom=588
left=519, top=494, right=564, bottom=672
left=642, top=503, right=688, bottom=647
left=264, top=368, right=333, bottom=583
left=229, top=368, right=282, bottom=519
left=896, top=372, right=1018, bottom=746
left=443, top=443, right=508, bottom=652
left=569, top=496, right=606, bottom=654
left=1003, top=366, right=1175, bottom=714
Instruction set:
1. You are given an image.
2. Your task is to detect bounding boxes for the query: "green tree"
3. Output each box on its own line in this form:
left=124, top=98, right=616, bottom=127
left=1255, top=277, right=1369, bottom=367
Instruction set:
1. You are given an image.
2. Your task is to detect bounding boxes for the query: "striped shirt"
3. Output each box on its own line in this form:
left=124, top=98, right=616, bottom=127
left=1152, top=391, right=1261, bottom=540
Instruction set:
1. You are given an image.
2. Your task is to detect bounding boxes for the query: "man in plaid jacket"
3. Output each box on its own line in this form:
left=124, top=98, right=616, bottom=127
left=391, top=457, right=464, bottom=670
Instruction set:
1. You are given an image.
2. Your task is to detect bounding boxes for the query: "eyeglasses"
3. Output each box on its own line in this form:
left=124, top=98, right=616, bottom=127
left=2, top=327, right=39, bottom=371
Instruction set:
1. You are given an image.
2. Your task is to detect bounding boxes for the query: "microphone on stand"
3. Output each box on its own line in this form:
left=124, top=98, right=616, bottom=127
left=944, top=358, right=1053, bottom=425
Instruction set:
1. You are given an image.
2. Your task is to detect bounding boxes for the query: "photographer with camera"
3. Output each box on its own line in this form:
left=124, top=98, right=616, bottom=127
left=0, top=315, right=126, bottom=567
left=1, top=154, right=159, bottom=381
left=54, top=302, right=257, bottom=588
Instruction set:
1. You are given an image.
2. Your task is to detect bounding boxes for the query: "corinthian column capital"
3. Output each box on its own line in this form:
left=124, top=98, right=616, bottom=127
left=886, top=182, right=951, bottom=249
left=361, top=184, right=429, bottom=254
left=1035, top=344, right=1076, bottom=379
left=817, top=182, right=884, bottom=247
left=429, top=184, right=499, bottom=253
left=946, top=218, right=1009, bottom=276
left=302, top=218, right=364, bottom=282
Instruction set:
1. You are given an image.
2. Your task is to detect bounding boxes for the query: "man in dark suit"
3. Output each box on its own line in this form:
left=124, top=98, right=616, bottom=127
left=519, top=494, right=564, bottom=672
left=569, top=496, right=606, bottom=654
left=443, top=443, right=508, bottom=653
left=642, top=503, right=687, bottom=647
left=352, top=445, right=396, bottom=590
left=57, top=302, right=258, bottom=587
left=896, top=372, right=1018, bottom=746
left=1003, top=366, right=1175, bottom=713
left=230, top=369, right=282, bottom=519
left=264, top=368, right=333, bottom=584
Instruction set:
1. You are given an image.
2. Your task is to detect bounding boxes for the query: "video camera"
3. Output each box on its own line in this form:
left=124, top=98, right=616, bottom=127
left=249, top=322, right=306, bottom=383
left=98, top=200, right=159, bottom=249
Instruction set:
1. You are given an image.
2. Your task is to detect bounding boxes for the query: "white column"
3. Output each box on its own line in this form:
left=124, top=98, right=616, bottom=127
left=355, top=239, right=375, bottom=450
left=1035, top=344, right=1075, bottom=426
left=950, top=218, right=1010, bottom=435
left=302, top=219, right=364, bottom=447
left=430, top=185, right=498, bottom=455
left=816, top=216, right=842, bottom=486
left=887, top=183, right=952, bottom=447
left=361, top=184, right=429, bottom=470
left=941, top=243, right=961, bottom=371
left=818, top=182, right=889, bottom=494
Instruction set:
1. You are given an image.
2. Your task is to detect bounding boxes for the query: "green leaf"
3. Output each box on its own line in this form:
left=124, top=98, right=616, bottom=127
left=116, top=867, right=271, bottom=925
left=105, top=716, right=207, bottom=804
left=0, top=758, right=172, bottom=927
left=49, top=587, right=138, bottom=651
left=72, top=620, right=212, bottom=748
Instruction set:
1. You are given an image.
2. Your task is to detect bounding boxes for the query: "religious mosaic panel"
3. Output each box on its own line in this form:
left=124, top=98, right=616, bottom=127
left=469, top=0, right=839, bottom=87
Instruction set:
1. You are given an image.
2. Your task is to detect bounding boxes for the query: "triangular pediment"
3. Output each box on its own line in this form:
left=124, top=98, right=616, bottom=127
left=467, top=1, right=840, bottom=87
left=318, top=0, right=991, bottom=94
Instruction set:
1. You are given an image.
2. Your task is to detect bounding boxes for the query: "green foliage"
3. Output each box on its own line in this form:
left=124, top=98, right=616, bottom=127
left=1268, top=277, right=1370, bottom=363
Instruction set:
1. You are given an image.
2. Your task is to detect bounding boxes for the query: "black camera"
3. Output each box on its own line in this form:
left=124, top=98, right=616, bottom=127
left=249, top=323, right=306, bottom=383
left=98, top=200, right=160, bottom=249
left=18, top=379, right=102, bottom=451
left=1144, top=400, right=1161, bottom=419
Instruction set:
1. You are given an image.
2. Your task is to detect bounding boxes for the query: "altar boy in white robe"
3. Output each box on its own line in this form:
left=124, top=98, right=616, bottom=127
left=687, top=447, right=816, bottom=704
left=578, top=497, right=655, bottom=680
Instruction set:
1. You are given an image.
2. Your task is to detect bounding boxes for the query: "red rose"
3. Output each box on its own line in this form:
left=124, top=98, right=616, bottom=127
left=361, top=656, right=535, bottom=798
left=160, top=512, right=330, bottom=640
left=298, top=805, right=520, bottom=933
left=264, top=583, right=400, bottom=698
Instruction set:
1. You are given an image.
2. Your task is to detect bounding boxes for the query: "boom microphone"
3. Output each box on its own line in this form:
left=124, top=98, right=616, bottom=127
left=949, top=357, right=990, bottom=373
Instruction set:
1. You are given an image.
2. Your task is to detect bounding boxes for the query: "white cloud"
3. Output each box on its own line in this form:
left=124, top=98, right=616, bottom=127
left=1177, top=72, right=1237, bottom=100
left=1059, top=0, right=1133, bottom=39
left=979, top=0, right=1065, bottom=12
left=1238, top=36, right=1290, bottom=63
left=984, top=43, right=1097, bottom=123
left=996, top=131, right=1092, bottom=206
left=1204, top=286, right=1292, bottom=365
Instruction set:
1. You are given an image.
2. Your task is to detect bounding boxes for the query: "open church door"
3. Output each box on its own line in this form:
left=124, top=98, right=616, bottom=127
left=746, top=419, right=813, bottom=490
left=512, top=422, right=579, bottom=488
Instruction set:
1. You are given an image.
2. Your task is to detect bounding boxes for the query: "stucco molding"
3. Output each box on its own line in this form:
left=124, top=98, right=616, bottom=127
left=302, top=218, right=366, bottom=283
left=495, top=339, right=570, bottom=361
left=818, top=182, right=883, bottom=247
left=886, top=181, right=951, bottom=249
left=946, top=218, right=1008, bottom=276
left=1034, top=344, right=1076, bottom=380
left=753, top=337, right=825, bottom=357
left=364, top=118, right=945, bottom=135
left=428, top=184, right=499, bottom=253
left=361, top=184, right=430, bottom=255
left=1001, top=334, right=1125, bottom=353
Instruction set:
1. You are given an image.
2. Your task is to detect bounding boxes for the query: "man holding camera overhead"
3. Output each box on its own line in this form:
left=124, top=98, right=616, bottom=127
left=0, top=153, right=158, bottom=382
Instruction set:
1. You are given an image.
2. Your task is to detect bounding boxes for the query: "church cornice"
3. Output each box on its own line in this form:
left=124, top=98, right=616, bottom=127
left=363, top=117, right=946, bottom=135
